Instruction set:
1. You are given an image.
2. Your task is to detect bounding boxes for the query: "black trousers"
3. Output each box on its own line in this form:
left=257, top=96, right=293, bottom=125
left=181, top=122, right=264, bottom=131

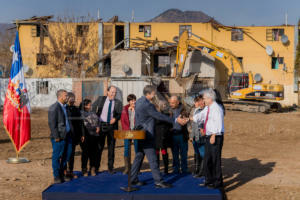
left=67, top=142, right=77, bottom=172
left=81, top=135, right=100, bottom=172
left=97, top=129, right=116, bottom=171
left=204, top=135, right=224, bottom=187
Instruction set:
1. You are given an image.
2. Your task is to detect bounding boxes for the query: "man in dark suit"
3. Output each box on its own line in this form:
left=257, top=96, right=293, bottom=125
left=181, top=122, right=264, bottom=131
left=130, top=85, right=188, bottom=188
left=92, top=85, right=122, bottom=174
left=48, top=89, right=73, bottom=184
left=65, top=92, right=85, bottom=179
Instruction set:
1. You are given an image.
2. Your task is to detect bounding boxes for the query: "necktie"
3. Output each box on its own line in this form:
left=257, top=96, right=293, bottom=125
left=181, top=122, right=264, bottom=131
left=107, top=100, right=112, bottom=123
left=203, top=106, right=210, bottom=135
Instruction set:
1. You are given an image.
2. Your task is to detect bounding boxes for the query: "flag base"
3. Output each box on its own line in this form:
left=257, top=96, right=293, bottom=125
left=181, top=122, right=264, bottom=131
left=7, top=157, right=30, bottom=164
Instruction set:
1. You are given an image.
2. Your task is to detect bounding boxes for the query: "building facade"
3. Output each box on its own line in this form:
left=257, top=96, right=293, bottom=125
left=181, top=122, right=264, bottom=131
left=16, top=18, right=298, bottom=106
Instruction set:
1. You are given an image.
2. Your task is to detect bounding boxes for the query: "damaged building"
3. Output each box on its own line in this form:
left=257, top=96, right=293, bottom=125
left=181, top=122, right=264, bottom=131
left=0, top=15, right=299, bottom=108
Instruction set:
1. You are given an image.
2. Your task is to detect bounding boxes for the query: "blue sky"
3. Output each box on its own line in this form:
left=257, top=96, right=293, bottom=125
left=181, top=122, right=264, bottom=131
left=0, top=0, right=299, bottom=26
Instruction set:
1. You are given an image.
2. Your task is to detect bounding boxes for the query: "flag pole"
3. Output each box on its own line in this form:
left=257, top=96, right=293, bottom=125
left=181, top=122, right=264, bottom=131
left=6, top=23, right=30, bottom=164
left=7, top=153, right=30, bottom=164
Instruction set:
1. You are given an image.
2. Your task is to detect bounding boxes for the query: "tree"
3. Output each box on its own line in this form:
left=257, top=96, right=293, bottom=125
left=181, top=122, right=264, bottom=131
left=295, top=19, right=300, bottom=75
left=0, top=26, right=15, bottom=77
left=37, top=15, right=99, bottom=77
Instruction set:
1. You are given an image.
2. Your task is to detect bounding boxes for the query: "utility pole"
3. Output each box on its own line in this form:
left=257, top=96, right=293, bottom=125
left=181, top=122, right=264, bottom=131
left=131, top=9, right=135, bottom=22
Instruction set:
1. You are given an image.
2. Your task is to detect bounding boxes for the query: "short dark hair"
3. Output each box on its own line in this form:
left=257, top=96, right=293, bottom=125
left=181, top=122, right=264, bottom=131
left=67, top=92, right=75, bottom=99
left=143, top=85, right=156, bottom=96
left=107, top=85, right=116, bottom=92
left=194, top=94, right=203, bottom=102
left=79, top=98, right=92, bottom=111
left=127, top=94, right=136, bottom=102
left=56, top=89, right=67, bottom=98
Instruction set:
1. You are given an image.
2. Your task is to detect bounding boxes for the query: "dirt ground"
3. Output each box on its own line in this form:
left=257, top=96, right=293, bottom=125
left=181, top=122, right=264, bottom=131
left=0, top=109, right=300, bottom=200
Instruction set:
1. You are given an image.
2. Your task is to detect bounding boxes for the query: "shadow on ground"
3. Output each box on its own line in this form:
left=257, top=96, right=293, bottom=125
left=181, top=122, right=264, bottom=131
left=222, top=157, right=275, bottom=192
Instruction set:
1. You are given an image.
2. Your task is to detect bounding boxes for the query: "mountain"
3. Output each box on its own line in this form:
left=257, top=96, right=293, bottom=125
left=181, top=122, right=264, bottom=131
left=0, top=23, right=14, bottom=33
left=149, top=9, right=219, bottom=23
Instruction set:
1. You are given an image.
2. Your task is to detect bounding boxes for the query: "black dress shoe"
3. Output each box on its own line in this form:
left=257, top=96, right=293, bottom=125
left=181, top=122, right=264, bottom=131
left=206, top=184, right=216, bottom=189
left=54, top=177, right=62, bottom=184
left=155, top=182, right=172, bottom=188
left=199, top=182, right=212, bottom=187
left=131, top=180, right=146, bottom=186
left=64, top=175, right=71, bottom=182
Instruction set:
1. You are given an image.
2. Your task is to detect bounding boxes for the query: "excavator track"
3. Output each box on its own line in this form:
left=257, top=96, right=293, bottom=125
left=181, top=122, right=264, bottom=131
left=223, top=100, right=281, bottom=113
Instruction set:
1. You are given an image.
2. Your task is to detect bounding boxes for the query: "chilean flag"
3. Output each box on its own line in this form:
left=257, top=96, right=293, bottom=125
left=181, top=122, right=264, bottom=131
left=3, top=31, right=31, bottom=153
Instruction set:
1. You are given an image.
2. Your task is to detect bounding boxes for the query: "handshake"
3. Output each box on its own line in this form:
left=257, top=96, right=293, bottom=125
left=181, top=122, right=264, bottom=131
left=176, top=115, right=189, bottom=126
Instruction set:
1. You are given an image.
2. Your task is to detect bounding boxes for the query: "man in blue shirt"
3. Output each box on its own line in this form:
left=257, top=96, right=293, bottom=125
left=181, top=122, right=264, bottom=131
left=169, top=96, right=189, bottom=174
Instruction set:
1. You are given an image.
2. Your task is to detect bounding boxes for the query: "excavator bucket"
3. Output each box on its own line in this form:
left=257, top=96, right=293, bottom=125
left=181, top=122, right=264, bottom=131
left=175, top=74, right=197, bottom=91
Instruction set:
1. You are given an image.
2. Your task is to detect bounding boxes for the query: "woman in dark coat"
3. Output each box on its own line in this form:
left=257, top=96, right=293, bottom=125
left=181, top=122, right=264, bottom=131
left=155, top=101, right=172, bottom=174
left=80, top=99, right=100, bottom=176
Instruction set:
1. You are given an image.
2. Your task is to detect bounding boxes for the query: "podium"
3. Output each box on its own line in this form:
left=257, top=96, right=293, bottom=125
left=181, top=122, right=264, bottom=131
left=114, top=130, right=145, bottom=192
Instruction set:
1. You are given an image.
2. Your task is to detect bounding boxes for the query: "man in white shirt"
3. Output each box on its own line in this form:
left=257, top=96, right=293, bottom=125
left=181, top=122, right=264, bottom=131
left=193, top=88, right=224, bottom=189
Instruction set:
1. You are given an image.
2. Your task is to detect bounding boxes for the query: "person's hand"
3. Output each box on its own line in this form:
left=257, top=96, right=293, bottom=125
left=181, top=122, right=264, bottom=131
left=81, top=136, right=85, bottom=143
left=96, top=127, right=100, bottom=134
left=182, top=117, right=189, bottom=125
left=110, top=118, right=116, bottom=125
left=176, top=117, right=186, bottom=126
left=200, top=128, right=205, bottom=136
left=210, top=134, right=216, bottom=144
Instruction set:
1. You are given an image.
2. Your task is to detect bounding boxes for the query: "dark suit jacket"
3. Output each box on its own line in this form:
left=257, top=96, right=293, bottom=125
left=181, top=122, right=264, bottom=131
left=67, top=105, right=85, bottom=144
left=92, top=96, right=122, bottom=130
left=135, top=96, right=174, bottom=147
left=48, top=101, right=68, bottom=140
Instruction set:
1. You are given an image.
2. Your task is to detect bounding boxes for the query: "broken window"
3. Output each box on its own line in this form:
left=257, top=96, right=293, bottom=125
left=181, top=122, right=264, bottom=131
left=144, top=25, right=151, bottom=37
left=271, top=57, right=284, bottom=69
left=76, top=25, right=89, bottom=37
left=161, top=80, right=170, bottom=93
left=139, top=25, right=144, bottom=32
left=237, top=57, right=243, bottom=64
left=138, top=25, right=151, bottom=37
left=231, top=29, right=243, bottom=41
left=154, top=54, right=171, bottom=76
left=266, top=29, right=284, bottom=41
left=36, top=53, right=48, bottom=65
left=64, top=51, right=76, bottom=63
left=32, top=25, right=48, bottom=37
left=179, top=25, right=192, bottom=37
left=36, top=81, right=49, bottom=94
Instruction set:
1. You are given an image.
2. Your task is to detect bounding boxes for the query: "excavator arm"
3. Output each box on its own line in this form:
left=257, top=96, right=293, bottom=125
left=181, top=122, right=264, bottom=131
left=174, top=30, right=244, bottom=78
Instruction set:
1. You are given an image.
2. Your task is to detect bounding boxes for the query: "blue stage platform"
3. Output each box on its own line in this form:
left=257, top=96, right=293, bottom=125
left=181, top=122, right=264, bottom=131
left=42, top=172, right=222, bottom=200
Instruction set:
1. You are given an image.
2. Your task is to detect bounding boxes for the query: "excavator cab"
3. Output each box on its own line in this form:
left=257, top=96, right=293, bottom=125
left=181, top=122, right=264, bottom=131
left=228, top=73, right=249, bottom=93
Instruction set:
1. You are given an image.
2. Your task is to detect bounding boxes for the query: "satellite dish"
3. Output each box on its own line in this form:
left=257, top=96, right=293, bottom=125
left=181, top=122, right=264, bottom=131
left=122, top=65, right=130, bottom=73
left=281, top=35, right=289, bottom=44
left=173, top=36, right=179, bottom=43
left=10, top=45, right=15, bottom=53
left=23, top=64, right=29, bottom=73
left=266, top=45, right=273, bottom=56
left=26, top=67, right=33, bottom=76
left=254, top=73, right=262, bottom=83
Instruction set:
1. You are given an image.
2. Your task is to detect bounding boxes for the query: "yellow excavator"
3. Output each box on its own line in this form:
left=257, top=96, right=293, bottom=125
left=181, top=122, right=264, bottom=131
left=174, top=30, right=284, bottom=113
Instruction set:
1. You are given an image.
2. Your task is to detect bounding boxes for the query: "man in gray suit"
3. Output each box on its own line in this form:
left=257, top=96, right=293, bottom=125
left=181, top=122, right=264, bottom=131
left=48, top=89, right=73, bottom=184
left=130, top=85, right=188, bottom=188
